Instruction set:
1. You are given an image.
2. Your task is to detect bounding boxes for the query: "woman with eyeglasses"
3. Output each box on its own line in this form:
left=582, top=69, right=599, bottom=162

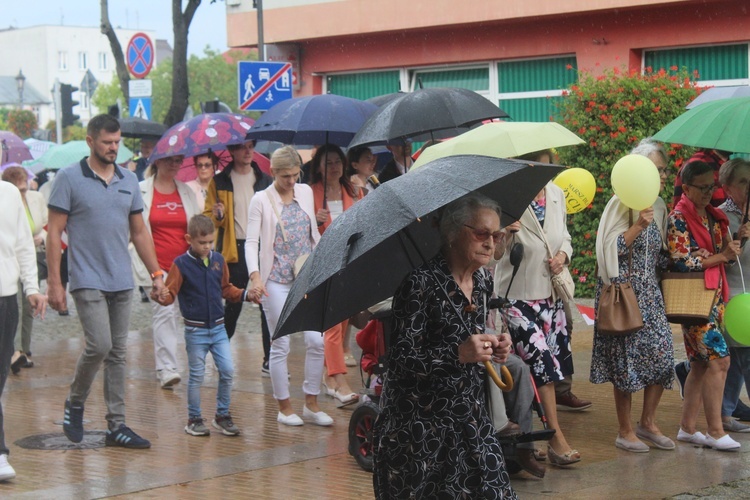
left=494, top=149, right=580, bottom=466
left=591, top=140, right=675, bottom=453
left=186, top=153, right=217, bottom=210
left=373, top=193, right=516, bottom=499
left=667, top=160, right=743, bottom=451
left=309, top=145, right=363, bottom=403
left=131, top=154, right=202, bottom=389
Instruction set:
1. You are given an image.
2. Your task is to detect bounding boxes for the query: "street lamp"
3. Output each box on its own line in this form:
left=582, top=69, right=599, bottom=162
left=15, top=69, right=26, bottom=109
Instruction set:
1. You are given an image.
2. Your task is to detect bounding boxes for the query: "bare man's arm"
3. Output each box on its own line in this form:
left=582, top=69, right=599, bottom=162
left=46, top=210, right=68, bottom=312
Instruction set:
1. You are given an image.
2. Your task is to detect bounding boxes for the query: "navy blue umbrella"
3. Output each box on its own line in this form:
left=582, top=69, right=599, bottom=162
left=245, top=94, right=378, bottom=147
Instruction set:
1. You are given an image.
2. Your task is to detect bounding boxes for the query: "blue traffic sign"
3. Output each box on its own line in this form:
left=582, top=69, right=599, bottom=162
left=127, top=33, right=154, bottom=79
left=129, top=97, right=152, bottom=121
left=238, top=61, right=293, bottom=111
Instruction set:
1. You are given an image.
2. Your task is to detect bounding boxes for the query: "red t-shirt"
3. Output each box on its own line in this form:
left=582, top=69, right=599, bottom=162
left=150, top=189, right=188, bottom=271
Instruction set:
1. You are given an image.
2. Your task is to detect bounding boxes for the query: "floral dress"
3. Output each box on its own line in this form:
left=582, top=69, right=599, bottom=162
left=667, top=211, right=729, bottom=361
left=372, top=255, right=516, bottom=500
left=504, top=199, right=572, bottom=386
left=590, top=222, right=674, bottom=392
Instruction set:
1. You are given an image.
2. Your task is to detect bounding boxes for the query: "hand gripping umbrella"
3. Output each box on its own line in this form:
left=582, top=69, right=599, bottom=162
left=274, top=155, right=562, bottom=339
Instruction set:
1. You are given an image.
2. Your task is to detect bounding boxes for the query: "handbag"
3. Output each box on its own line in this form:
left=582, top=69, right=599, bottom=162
left=661, top=213, right=720, bottom=325
left=597, top=211, right=644, bottom=336
left=36, top=250, right=48, bottom=281
left=267, top=192, right=309, bottom=278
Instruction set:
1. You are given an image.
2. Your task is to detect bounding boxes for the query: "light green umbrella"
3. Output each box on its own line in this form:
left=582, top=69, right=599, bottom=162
left=653, top=96, right=750, bottom=153
left=24, top=140, right=133, bottom=172
left=411, top=121, right=584, bottom=170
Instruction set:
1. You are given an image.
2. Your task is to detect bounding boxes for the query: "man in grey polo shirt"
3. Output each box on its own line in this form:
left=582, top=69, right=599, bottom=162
left=46, top=114, right=166, bottom=449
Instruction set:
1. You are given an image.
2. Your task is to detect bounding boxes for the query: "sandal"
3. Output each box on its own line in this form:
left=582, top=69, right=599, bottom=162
left=333, top=390, right=359, bottom=405
left=547, top=445, right=581, bottom=466
left=533, top=448, right=547, bottom=462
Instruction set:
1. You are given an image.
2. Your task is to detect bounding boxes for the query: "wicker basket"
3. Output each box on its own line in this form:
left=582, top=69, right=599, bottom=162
left=661, top=272, right=717, bottom=325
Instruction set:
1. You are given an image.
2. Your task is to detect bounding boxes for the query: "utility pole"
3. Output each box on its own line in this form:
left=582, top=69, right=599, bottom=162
left=52, top=79, right=63, bottom=144
left=254, top=0, right=265, bottom=61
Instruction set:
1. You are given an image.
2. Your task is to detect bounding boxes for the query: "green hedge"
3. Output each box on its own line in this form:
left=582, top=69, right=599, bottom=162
left=556, top=67, right=700, bottom=297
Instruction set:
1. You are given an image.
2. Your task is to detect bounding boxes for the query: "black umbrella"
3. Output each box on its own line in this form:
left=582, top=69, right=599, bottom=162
left=366, top=91, right=406, bottom=108
left=274, top=155, right=561, bottom=338
left=117, top=117, right=168, bottom=140
left=348, top=87, right=509, bottom=149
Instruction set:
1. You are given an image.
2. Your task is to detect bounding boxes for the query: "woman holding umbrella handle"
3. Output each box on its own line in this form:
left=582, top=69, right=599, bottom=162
left=309, top=145, right=362, bottom=402
left=246, top=146, right=332, bottom=427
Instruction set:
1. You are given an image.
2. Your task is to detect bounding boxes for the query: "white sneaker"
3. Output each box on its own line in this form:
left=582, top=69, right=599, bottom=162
left=0, top=454, right=16, bottom=481
left=159, top=369, right=181, bottom=389
left=277, top=412, right=304, bottom=426
left=705, top=433, right=741, bottom=451
left=303, top=406, right=334, bottom=426
left=676, top=428, right=707, bottom=446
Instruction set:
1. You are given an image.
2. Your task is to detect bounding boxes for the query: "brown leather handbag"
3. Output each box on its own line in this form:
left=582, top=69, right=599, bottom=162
left=597, top=212, right=644, bottom=336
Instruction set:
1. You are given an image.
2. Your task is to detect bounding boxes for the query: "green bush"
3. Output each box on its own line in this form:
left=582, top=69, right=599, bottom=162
left=556, top=66, right=700, bottom=297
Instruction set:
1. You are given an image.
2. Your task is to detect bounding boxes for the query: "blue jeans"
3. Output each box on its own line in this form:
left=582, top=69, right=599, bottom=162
left=722, top=346, right=750, bottom=417
left=185, top=324, right=234, bottom=419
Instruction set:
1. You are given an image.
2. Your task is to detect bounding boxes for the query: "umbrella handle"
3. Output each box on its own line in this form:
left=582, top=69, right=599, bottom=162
left=485, top=362, right=514, bottom=392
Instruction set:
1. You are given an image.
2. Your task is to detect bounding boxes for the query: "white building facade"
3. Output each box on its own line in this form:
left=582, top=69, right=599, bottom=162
left=0, top=25, right=159, bottom=127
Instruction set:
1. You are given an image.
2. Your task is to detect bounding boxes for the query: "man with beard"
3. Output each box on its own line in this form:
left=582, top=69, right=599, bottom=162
left=46, top=114, right=166, bottom=449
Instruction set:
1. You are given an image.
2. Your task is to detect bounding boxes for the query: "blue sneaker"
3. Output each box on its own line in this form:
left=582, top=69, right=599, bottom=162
left=105, top=424, right=151, bottom=449
left=674, top=361, right=689, bottom=400
left=63, top=400, right=84, bottom=443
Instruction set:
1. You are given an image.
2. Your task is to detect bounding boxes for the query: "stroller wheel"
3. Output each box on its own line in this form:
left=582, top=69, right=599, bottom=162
left=348, top=400, right=380, bottom=472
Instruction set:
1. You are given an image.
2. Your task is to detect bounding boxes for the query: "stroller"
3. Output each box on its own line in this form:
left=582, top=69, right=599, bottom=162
left=346, top=242, right=554, bottom=474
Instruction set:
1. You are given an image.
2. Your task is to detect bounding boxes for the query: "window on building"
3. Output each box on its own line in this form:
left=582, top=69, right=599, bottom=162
left=644, top=43, right=749, bottom=87
left=326, top=70, right=401, bottom=100
left=79, top=52, right=88, bottom=70
left=497, top=56, right=578, bottom=122
left=410, top=67, right=490, bottom=94
left=98, top=52, right=108, bottom=71
left=58, top=51, right=68, bottom=70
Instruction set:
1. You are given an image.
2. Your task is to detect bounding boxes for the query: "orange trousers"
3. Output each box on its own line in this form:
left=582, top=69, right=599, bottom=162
left=324, top=320, right=349, bottom=376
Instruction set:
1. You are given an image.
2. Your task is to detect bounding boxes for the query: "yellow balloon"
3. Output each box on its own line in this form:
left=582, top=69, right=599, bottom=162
left=553, top=168, right=597, bottom=214
left=611, top=154, right=660, bottom=210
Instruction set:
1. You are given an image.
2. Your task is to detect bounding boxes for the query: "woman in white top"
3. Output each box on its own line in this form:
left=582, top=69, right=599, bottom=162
left=132, top=155, right=202, bottom=389
left=246, top=146, right=332, bottom=427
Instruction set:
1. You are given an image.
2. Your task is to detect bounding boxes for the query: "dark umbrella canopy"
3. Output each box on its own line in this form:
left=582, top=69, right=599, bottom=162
left=149, top=113, right=255, bottom=163
left=118, top=117, right=168, bottom=139
left=246, top=94, right=378, bottom=147
left=0, top=131, right=33, bottom=164
left=348, top=87, right=509, bottom=149
left=366, top=91, right=406, bottom=108
left=274, top=155, right=561, bottom=338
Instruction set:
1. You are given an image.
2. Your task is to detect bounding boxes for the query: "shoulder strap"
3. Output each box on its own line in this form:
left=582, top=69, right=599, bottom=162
left=627, top=209, right=634, bottom=277
left=528, top=206, right=555, bottom=259
left=266, top=191, right=288, bottom=242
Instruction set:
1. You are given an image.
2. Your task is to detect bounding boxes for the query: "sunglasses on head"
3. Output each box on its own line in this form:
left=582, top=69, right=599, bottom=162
left=463, top=224, right=502, bottom=243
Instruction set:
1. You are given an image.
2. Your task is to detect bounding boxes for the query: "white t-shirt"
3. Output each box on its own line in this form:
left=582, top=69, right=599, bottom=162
left=328, top=200, right=343, bottom=221
left=230, top=169, right=256, bottom=240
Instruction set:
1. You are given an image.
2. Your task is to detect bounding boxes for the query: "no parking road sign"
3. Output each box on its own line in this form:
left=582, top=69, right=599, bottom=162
left=127, top=33, right=154, bottom=79
left=238, top=61, right=293, bottom=111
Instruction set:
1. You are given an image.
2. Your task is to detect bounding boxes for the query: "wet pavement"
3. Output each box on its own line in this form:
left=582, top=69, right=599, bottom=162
left=2, top=292, right=750, bottom=499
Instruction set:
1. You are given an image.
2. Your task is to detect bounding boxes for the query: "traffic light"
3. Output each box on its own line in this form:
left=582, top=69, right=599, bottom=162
left=60, top=83, right=79, bottom=127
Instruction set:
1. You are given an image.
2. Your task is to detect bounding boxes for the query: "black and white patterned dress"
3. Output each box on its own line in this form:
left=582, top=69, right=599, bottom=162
left=372, top=255, right=517, bottom=500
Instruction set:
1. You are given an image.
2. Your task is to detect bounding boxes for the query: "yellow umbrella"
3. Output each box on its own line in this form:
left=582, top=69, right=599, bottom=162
left=411, top=121, right=584, bottom=170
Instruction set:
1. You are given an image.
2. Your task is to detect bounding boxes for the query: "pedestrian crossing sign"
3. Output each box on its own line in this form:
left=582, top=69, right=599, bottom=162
left=129, top=97, right=152, bottom=121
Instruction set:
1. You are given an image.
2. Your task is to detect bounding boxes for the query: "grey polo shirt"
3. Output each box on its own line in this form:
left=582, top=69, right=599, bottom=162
left=48, top=158, right=144, bottom=292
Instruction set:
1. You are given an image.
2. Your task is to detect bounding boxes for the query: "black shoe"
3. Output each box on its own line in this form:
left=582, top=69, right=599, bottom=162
left=63, top=400, right=85, bottom=443
left=261, top=360, right=270, bottom=378
left=58, top=309, right=70, bottom=316
left=674, top=361, right=689, bottom=400
left=139, top=287, right=150, bottom=303
left=733, top=399, right=750, bottom=422
left=10, top=351, right=27, bottom=375
left=105, top=424, right=151, bottom=449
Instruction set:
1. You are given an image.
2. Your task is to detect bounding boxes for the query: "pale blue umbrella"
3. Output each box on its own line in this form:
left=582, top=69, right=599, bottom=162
left=24, top=141, right=133, bottom=172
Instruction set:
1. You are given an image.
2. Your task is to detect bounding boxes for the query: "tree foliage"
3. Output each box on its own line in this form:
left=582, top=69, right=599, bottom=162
left=556, top=66, right=701, bottom=297
left=6, top=109, right=38, bottom=139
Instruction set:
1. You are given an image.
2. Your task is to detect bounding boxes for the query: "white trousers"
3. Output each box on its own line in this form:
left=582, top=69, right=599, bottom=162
left=263, top=280, right=324, bottom=401
left=146, top=282, right=181, bottom=373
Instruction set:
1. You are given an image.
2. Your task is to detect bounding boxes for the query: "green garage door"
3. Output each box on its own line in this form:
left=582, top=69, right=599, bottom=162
left=326, top=70, right=400, bottom=101
left=498, top=56, right=578, bottom=122
left=644, top=44, right=748, bottom=81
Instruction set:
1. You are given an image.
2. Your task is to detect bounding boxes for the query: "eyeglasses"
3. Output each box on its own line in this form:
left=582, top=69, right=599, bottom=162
left=463, top=224, right=503, bottom=243
left=687, top=183, right=717, bottom=195
left=195, top=163, right=214, bottom=169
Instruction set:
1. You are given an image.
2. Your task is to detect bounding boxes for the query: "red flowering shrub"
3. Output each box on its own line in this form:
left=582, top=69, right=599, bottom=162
left=7, top=109, right=37, bottom=139
left=556, top=67, right=700, bottom=297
